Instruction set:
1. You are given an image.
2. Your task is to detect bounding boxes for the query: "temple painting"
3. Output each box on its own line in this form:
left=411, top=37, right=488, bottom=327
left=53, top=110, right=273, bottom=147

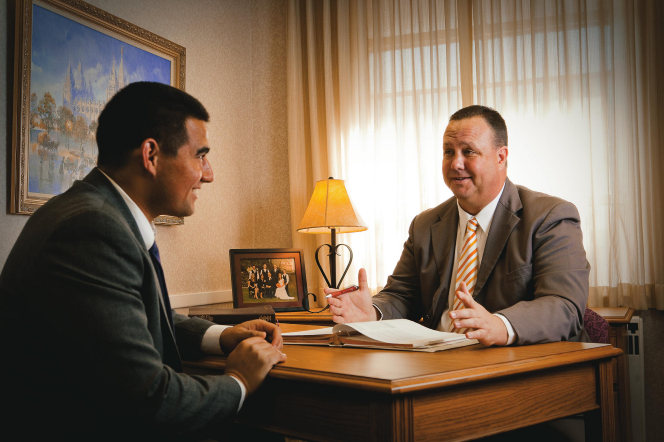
left=28, top=3, right=172, bottom=196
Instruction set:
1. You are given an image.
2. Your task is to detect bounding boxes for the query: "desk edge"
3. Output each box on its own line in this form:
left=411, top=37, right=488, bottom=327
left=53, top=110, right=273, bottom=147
left=184, top=345, right=622, bottom=395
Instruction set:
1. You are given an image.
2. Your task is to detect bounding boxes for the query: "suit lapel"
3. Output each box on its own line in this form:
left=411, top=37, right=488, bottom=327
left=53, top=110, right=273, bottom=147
left=473, top=178, right=522, bottom=298
left=427, top=201, right=458, bottom=327
left=83, top=168, right=181, bottom=365
left=431, top=202, right=458, bottom=278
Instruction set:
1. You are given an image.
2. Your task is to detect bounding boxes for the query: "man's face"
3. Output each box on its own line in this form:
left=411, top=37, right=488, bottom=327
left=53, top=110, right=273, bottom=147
left=442, top=117, right=507, bottom=215
left=153, top=118, right=214, bottom=217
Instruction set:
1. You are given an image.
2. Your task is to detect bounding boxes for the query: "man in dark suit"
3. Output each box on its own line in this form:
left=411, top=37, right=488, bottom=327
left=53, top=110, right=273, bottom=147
left=258, top=264, right=274, bottom=298
left=326, top=105, right=590, bottom=346
left=282, top=270, right=291, bottom=297
left=0, top=82, right=286, bottom=440
left=270, top=264, right=282, bottom=298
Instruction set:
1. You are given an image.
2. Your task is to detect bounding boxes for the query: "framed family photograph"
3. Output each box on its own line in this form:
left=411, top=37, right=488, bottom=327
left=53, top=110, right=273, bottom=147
left=10, top=0, right=185, bottom=225
left=229, top=249, right=309, bottom=312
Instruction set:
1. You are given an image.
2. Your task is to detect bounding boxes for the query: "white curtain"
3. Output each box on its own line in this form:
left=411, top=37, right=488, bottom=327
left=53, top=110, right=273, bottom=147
left=287, top=0, right=664, bottom=310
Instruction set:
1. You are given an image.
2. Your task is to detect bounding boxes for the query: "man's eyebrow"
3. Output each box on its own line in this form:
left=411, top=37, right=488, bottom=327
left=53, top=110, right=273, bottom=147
left=442, top=140, right=471, bottom=147
left=195, top=147, right=210, bottom=156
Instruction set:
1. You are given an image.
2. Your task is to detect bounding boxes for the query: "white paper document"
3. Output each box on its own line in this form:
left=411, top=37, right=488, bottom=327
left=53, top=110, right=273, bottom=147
left=282, top=327, right=335, bottom=336
left=282, top=319, right=468, bottom=347
left=333, top=319, right=466, bottom=346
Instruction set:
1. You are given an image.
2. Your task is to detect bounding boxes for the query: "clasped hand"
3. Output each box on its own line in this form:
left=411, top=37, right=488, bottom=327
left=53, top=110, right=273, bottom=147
left=221, top=320, right=286, bottom=395
left=218, top=319, right=283, bottom=354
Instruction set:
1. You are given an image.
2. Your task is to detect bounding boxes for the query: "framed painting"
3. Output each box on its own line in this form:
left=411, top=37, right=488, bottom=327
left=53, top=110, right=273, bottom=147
left=10, top=0, right=185, bottom=225
left=230, top=249, right=310, bottom=312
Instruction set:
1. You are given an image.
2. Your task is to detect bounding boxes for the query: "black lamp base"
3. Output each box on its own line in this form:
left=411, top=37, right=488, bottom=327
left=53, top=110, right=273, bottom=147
left=314, top=228, right=353, bottom=289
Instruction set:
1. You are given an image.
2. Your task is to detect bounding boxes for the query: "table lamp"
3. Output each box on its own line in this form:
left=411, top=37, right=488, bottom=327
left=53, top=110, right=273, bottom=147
left=297, top=177, right=367, bottom=289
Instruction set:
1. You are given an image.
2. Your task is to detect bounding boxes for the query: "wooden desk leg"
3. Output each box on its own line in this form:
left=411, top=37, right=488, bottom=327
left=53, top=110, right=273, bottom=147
left=586, top=359, right=616, bottom=442
left=390, top=396, right=413, bottom=442
left=616, top=326, right=632, bottom=442
left=370, top=396, right=414, bottom=442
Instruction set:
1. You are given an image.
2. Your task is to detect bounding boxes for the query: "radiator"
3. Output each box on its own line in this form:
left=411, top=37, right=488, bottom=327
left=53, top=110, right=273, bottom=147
left=627, top=316, right=646, bottom=442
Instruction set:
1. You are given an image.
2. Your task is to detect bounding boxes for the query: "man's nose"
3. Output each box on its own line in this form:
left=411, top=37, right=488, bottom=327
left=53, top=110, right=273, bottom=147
left=451, top=153, right=464, bottom=169
left=202, top=158, right=214, bottom=183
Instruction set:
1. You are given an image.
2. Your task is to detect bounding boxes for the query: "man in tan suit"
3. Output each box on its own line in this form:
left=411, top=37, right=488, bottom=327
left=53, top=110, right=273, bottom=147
left=327, top=105, right=590, bottom=346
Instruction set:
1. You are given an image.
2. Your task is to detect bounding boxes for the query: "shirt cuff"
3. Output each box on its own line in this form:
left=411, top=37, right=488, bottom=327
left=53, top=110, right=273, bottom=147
left=201, top=324, right=232, bottom=355
left=227, top=374, right=247, bottom=411
left=372, top=304, right=384, bottom=321
left=493, top=313, right=516, bottom=345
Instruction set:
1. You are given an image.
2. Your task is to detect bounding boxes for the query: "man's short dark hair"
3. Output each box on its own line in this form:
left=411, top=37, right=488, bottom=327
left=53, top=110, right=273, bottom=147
left=449, top=105, right=508, bottom=147
left=96, top=82, right=209, bottom=168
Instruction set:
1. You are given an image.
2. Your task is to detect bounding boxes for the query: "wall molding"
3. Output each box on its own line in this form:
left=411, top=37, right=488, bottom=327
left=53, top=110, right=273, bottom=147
left=170, top=290, right=233, bottom=308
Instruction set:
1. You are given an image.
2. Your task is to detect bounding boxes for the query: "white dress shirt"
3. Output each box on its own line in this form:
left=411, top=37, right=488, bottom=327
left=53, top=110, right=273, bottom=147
left=98, top=170, right=247, bottom=407
left=435, top=183, right=516, bottom=345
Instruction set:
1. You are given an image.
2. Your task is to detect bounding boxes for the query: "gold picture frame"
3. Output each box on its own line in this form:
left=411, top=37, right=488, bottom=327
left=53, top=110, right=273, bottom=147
left=10, top=0, right=186, bottom=225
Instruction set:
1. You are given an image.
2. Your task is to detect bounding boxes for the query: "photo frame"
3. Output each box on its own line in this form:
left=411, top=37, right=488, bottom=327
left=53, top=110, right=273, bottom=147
left=10, top=0, right=185, bottom=225
left=230, top=249, right=309, bottom=312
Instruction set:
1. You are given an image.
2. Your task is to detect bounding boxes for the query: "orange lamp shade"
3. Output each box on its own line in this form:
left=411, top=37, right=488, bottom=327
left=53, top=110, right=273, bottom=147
left=297, top=178, right=367, bottom=234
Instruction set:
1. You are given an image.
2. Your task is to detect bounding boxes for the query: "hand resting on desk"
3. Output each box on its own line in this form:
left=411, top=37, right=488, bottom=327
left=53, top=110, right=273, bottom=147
left=325, top=268, right=378, bottom=323
left=220, top=320, right=287, bottom=395
left=218, top=319, right=284, bottom=354
left=224, top=336, right=287, bottom=395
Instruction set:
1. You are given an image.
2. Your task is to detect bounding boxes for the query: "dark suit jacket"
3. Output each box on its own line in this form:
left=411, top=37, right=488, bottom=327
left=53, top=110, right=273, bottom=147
left=0, top=169, right=240, bottom=440
left=372, top=178, right=590, bottom=344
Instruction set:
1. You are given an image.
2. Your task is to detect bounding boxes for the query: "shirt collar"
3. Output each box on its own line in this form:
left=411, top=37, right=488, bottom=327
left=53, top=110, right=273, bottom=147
left=457, top=181, right=506, bottom=234
left=98, top=169, right=155, bottom=249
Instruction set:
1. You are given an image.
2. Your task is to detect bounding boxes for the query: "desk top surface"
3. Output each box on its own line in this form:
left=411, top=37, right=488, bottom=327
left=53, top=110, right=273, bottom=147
left=185, top=324, right=621, bottom=394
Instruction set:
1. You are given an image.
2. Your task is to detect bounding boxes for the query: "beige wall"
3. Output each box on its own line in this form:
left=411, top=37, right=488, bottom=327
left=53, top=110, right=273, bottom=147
left=0, top=0, right=291, bottom=299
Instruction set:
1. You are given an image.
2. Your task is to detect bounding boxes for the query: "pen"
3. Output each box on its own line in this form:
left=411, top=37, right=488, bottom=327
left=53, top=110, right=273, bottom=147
left=325, top=285, right=359, bottom=298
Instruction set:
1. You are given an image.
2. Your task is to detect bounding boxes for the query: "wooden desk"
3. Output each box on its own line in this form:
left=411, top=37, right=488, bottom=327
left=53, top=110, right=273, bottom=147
left=185, top=331, right=621, bottom=442
left=591, top=307, right=635, bottom=442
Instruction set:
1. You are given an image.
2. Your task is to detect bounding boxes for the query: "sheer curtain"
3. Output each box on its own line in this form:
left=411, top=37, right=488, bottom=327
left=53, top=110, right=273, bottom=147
left=287, top=0, right=664, bottom=309
left=470, top=0, right=663, bottom=309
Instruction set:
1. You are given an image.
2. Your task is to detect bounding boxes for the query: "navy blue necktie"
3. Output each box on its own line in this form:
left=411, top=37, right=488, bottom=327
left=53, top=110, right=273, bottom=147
left=149, top=241, right=174, bottom=333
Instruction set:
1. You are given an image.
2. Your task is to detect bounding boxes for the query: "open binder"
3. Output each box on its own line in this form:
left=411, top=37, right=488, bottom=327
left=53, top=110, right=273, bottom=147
left=282, top=319, right=478, bottom=352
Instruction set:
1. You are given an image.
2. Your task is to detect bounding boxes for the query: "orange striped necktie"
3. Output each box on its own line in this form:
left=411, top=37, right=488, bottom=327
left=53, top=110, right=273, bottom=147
left=450, top=217, right=478, bottom=334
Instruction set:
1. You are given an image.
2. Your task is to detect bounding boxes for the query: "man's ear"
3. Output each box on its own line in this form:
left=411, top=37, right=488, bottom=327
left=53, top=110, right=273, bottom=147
left=498, top=146, right=508, bottom=169
left=140, top=138, right=160, bottom=176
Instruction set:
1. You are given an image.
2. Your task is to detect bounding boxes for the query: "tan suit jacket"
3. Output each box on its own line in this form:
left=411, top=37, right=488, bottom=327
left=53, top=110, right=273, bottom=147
left=372, top=178, right=590, bottom=344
